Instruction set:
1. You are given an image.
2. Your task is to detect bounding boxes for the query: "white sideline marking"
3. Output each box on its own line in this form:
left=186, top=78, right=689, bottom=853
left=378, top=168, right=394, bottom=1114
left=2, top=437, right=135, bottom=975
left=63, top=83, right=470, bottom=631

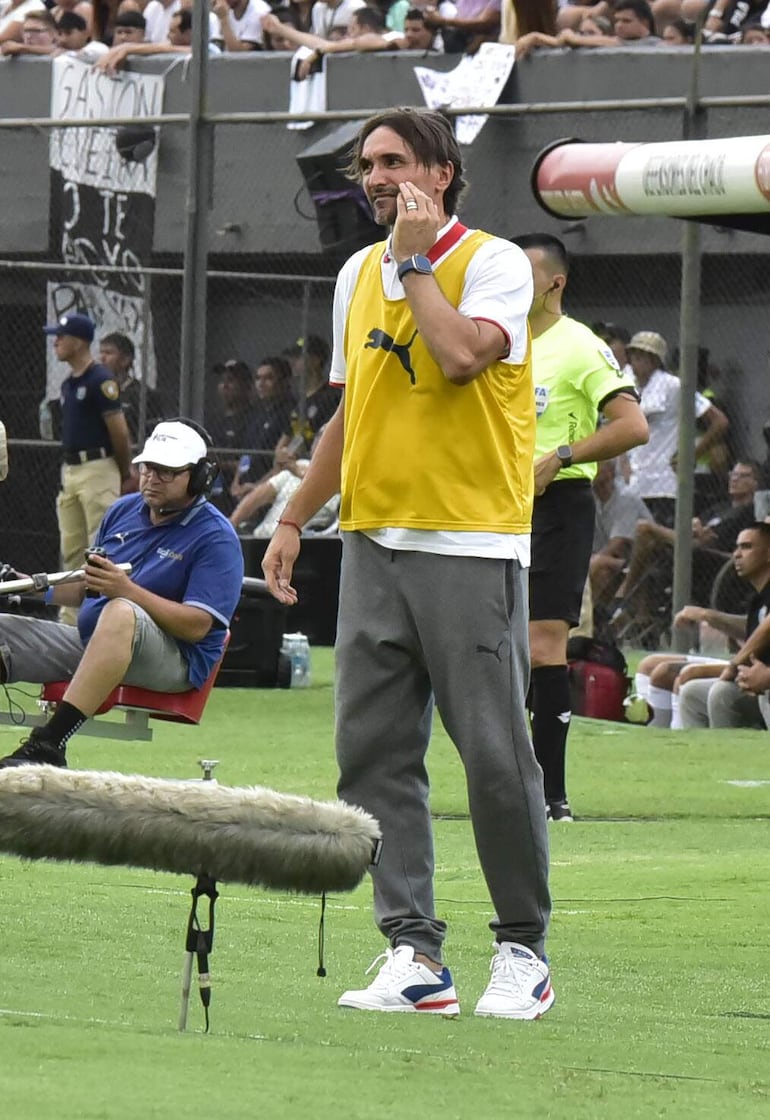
left=130, top=886, right=361, bottom=911
left=723, top=780, right=770, bottom=787
left=0, top=1007, right=427, bottom=1056
left=0, top=1007, right=113, bottom=1026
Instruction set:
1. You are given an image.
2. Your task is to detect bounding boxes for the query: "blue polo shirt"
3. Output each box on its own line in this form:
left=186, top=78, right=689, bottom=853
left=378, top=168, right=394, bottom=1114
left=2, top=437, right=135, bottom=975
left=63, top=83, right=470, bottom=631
left=80, top=494, right=244, bottom=688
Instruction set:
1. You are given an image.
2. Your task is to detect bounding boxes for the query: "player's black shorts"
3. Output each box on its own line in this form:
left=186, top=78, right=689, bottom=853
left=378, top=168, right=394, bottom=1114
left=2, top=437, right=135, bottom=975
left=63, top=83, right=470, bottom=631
left=529, top=479, right=596, bottom=625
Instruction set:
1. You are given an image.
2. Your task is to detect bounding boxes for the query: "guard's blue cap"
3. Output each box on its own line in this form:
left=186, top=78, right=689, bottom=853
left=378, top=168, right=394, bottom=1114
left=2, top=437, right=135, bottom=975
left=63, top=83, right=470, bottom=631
left=43, top=313, right=95, bottom=343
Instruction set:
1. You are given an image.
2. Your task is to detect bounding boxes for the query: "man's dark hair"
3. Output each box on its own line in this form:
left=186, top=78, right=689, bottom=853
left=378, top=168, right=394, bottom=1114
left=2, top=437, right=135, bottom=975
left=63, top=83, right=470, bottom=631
left=215, top=358, right=252, bottom=383
left=510, top=233, right=570, bottom=275
left=346, top=107, right=467, bottom=217
left=405, top=7, right=427, bottom=21
left=613, top=0, right=655, bottom=33
left=174, top=8, right=192, bottom=33
left=258, top=355, right=293, bottom=383
left=114, top=10, right=147, bottom=31
left=734, top=460, right=763, bottom=485
left=57, top=10, right=87, bottom=31
left=354, top=6, right=386, bottom=32
left=745, top=522, right=770, bottom=546
left=663, top=17, right=695, bottom=41
left=592, top=321, right=630, bottom=344
left=100, top=331, right=135, bottom=359
left=283, top=334, right=330, bottom=365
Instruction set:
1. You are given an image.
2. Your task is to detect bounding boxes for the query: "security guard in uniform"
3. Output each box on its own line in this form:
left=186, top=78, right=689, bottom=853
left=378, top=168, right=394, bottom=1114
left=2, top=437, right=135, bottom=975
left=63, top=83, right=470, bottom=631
left=44, top=313, right=133, bottom=624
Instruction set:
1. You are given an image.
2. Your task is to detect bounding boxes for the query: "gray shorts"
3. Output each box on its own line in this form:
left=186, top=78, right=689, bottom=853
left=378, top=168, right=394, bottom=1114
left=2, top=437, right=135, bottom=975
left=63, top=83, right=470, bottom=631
left=0, top=599, right=191, bottom=691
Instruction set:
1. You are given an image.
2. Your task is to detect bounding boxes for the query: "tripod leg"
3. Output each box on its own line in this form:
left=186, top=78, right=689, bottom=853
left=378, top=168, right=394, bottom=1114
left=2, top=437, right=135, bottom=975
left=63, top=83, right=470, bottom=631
left=179, top=950, right=194, bottom=1032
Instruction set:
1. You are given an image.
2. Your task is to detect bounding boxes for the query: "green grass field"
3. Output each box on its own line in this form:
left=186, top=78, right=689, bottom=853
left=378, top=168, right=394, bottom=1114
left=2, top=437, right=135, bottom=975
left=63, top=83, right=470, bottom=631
left=0, top=648, right=768, bottom=1119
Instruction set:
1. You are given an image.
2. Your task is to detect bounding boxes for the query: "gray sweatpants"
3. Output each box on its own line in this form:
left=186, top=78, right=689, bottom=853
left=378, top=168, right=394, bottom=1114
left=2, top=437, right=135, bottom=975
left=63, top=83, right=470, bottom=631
left=335, top=533, right=551, bottom=961
left=677, top=677, right=764, bottom=729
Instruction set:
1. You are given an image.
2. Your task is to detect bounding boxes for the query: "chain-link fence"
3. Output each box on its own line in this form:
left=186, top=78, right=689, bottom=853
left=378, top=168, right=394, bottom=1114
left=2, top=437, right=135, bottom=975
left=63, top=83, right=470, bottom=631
left=0, top=254, right=335, bottom=572
left=1, top=84, right=769, bottom=650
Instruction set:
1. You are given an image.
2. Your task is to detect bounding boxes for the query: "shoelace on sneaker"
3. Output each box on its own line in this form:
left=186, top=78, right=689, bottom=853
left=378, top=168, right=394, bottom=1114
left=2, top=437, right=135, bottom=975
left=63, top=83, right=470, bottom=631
left=363, top=947, right=415, bottom=989
left=484, top=948, right=540, bottom=999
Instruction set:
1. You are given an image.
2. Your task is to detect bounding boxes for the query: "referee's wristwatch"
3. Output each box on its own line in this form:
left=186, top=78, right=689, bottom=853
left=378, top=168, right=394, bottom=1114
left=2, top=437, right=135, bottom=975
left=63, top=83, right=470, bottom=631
left=397, top=254, right=433, bottom=281
left=556, top=445, right=573, bottom=470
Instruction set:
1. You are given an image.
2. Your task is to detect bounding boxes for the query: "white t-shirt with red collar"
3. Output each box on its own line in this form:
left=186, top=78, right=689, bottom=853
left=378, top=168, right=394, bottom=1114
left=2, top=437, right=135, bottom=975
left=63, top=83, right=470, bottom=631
left=329, top=215, right=534, bottom=561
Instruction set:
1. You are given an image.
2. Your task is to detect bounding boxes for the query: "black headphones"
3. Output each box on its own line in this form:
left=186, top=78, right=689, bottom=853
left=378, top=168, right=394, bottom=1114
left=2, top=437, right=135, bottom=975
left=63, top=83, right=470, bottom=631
left=167, top=416, right=220, bottom=498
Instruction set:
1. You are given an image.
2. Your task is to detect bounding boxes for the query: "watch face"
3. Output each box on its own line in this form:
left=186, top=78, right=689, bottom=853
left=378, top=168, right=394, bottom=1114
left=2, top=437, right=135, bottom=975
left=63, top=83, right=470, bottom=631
left=414, top=255, right=432, bottom=273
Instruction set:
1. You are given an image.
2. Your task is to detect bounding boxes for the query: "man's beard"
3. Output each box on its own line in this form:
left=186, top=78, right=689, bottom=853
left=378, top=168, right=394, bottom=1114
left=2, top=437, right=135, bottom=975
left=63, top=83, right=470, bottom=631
left=370, top=193, right=397, bottom=226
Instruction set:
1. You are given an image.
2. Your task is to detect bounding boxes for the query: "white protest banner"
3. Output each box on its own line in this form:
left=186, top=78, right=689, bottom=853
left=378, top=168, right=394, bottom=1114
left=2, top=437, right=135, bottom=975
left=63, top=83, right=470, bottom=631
left=414, top=42, right=516, bottom=145
left=46, top=56, right=165, bottom=399
left=287, top=47, right=327, bottom=131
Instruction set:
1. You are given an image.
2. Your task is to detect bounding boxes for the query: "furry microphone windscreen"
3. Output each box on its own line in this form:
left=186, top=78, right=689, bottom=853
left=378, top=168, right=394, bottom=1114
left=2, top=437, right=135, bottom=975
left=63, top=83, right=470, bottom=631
left=0, top=768, right=381, bottom=894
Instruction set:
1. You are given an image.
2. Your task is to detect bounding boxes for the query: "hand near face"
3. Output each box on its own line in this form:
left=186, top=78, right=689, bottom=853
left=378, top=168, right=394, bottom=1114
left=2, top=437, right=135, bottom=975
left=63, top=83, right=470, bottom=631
left=391, top=181, right=441, bottom=263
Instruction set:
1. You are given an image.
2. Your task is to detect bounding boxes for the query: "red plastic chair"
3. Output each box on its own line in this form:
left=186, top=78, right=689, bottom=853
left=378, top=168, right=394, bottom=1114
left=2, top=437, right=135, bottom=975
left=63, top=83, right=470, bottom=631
left=38, top=633, right=230, bottom=742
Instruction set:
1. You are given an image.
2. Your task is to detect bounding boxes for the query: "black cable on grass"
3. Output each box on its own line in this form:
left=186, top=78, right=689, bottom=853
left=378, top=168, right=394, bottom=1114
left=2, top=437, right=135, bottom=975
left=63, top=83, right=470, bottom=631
left=1, top=683, right=39, bottom=726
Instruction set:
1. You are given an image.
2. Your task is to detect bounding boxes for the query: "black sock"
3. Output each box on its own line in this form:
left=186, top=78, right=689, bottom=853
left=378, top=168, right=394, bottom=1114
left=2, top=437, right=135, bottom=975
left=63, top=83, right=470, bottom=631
left=529, top=665, right=572, bottom=802
left=39, top=700, right=87, bottom=754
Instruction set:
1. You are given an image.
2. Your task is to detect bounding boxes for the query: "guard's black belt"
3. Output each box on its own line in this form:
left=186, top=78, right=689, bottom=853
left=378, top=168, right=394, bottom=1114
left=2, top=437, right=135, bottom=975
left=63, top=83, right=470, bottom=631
left=62, top=447, right=110, bottom=465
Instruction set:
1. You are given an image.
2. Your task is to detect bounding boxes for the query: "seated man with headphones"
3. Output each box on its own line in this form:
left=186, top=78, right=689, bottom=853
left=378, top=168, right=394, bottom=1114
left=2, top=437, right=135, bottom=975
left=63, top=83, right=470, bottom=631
left=0, top=420, right=244, bottom=769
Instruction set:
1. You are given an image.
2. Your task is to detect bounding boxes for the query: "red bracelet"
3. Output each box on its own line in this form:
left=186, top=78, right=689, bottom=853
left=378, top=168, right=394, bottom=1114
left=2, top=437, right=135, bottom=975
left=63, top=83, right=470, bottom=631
left=278, top=518, right=303, bottom=536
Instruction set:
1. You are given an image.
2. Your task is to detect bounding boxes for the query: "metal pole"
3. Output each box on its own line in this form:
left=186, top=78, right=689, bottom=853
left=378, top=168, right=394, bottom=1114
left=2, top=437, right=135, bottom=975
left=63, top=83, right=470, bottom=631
left=138, top=270, right=152, bottom=444
left=297, top=280, right=311, bottom=435
left=179, top=0, right=213, bottom=420
left=671, top=21, right=706, bottom=652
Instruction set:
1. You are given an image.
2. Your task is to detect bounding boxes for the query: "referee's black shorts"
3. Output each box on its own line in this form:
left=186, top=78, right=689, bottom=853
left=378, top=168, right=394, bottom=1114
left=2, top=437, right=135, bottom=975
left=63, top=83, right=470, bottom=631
left=529, top=479, right=596, bottom=626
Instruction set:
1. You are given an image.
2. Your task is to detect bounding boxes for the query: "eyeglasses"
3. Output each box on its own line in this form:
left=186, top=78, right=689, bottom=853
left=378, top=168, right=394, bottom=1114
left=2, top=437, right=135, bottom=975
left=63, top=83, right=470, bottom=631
left=138, top=462, right=190, bottom=483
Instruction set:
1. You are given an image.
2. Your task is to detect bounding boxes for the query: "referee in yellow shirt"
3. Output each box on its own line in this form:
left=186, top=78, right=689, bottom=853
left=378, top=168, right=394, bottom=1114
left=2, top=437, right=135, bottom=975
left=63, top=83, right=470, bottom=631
left=512, top=234, right=648, bottom=820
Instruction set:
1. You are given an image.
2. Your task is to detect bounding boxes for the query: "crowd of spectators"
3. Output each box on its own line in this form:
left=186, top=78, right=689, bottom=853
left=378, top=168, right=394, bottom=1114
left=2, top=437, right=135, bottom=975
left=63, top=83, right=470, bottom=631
left=566, top=317, right=767, bottom=656
left=203, top=336, right=341, bottom=529
left=570, top=309, right=770, bottom=744
left=1, top=0, right=768, bottom=61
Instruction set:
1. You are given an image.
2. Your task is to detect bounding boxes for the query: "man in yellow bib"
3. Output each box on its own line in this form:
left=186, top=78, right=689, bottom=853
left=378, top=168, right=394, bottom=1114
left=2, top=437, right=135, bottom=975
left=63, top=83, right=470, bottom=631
left=263, top=107, right=553, bottom=1020
left=512, top=234, right=648, bottom=822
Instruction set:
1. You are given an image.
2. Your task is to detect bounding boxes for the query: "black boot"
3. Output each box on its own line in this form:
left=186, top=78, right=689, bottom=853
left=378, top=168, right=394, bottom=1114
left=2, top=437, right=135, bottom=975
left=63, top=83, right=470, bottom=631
left=0, top=732, right=67, bottom=769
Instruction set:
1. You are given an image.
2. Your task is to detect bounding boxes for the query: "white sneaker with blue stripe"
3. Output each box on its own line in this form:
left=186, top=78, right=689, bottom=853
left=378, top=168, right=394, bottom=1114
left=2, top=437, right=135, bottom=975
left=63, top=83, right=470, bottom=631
left=474, top=942, right=555, bottom=1019
left=338, top=945, right=460, bottom=1016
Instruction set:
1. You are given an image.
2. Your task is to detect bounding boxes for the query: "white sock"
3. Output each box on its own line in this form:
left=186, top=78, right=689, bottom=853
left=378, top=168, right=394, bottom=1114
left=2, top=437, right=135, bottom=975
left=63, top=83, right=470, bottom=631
left=670, top=693, right=682, bottom=730
left=648, top=685, right=672, bottom=728
left=635, top=672, right=651, bottom=701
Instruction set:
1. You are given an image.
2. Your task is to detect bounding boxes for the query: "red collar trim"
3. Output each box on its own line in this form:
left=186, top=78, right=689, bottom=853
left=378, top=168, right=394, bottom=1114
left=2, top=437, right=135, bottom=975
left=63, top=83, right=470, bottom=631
left=383, top=221, right=469, bottom=265
left=427, top=221, right=468, bottom=264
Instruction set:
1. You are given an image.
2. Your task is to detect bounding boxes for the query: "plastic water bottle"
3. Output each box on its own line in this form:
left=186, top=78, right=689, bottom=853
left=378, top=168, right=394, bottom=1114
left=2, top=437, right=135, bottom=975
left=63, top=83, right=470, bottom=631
left=39, top=398, right=54, bottom=441
left=282, top=632, right=311, bottom=688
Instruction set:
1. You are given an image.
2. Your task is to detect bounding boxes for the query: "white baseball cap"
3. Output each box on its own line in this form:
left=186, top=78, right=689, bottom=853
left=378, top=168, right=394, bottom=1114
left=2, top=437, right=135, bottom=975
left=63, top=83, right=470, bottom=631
left=132, top=421, right=207, bottom=468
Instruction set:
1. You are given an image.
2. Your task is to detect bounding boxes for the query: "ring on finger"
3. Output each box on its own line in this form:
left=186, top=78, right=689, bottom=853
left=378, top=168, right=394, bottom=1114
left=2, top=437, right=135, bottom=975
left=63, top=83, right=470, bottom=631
left=405, top=200, right=418, bottom=211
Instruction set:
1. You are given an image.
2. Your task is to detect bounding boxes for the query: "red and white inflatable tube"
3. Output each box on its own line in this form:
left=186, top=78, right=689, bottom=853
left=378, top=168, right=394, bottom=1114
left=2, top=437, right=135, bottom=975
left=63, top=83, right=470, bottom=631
left=532, top=136, right=770, bottom=220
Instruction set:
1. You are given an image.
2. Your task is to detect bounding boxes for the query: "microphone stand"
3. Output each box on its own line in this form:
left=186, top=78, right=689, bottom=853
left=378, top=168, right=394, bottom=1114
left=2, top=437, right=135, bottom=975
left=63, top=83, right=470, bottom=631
left=178, top=758, right=220, bottom=1032
left=0, top=564, right=132, bottom=597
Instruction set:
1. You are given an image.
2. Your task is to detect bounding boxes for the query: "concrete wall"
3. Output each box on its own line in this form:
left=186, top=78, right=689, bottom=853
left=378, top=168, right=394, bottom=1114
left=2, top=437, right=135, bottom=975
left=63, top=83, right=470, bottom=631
left=2, top=46, right=770, bottom=257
